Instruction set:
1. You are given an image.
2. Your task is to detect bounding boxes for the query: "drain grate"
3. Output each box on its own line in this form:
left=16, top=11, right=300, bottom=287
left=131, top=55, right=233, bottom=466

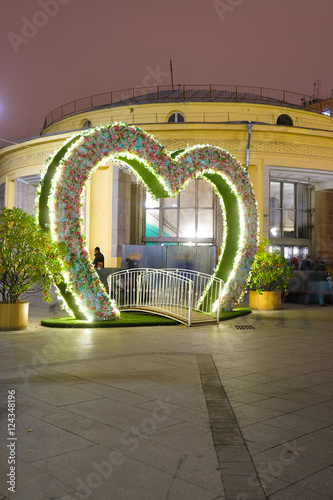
left=234, top=324, right=256, bottom=330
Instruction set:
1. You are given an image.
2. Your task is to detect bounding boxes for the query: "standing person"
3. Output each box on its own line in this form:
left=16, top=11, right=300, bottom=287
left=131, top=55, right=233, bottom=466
left=93, top=247, right=104, bottom=268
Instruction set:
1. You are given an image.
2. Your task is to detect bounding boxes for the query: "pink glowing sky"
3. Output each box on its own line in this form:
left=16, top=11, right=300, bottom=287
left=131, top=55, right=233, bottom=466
left=1, top=0, right=332, bottom=141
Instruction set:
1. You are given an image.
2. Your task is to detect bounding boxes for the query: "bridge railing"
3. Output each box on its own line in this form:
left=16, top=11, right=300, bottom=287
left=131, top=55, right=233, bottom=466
left=162, top=269, right=224, bottom=318
left=107, top=268, right=224, bottom=325
left=107, top=268, right=194, bottom=325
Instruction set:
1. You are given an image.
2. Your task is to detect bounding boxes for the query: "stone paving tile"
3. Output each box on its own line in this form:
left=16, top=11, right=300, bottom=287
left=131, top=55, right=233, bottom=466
left=241, top=422, right=302, bottom=448
left=52, top=378, right=153, bottom=405
left=42, top=410, right=129, bottom=449
left=278, top=389, right=332, bottom=405
left=12, top=413, right=94, bottom=463
left=34, top=445, right=221, bottom=500
left=232, top=404, right=283, bottom=427
left=0, top=446, right=73, bottom=500
left=61, top=397, right=182, bottom=433
left=268, top=483, right=333, bottom=499
left=245, top=441, right=271, bottom=456
left=225, top=389, right=273, bottom=405
left=251, top=396, right=309, bottom=413
left=117, top=435, right=224, bottom=496
left=15, top=381, right=101, bottom=407
left=136, top=399, right=210, bottom=428
left=310, top=425, right=333, bottom=442
left=263, top=413, right=329, bottom=434
left=253, top=444, right=325, bottom=484
left=293, top=402, right=333, bottom=423
left=286, top=434, right=333, bottom=466
left=128, top=381, right=201, bottom=402
left=298, top=465, right=333, bottom=497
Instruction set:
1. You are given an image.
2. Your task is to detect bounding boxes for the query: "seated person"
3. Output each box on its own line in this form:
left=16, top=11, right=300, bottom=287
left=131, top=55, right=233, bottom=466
left=312, top=256, right=326, bottom=271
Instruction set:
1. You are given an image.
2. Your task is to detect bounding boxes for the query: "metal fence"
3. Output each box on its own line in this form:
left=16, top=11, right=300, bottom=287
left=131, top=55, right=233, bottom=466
left=43, top=84, right=314, bottom=129
left=107, top=267, right=224, bottom=326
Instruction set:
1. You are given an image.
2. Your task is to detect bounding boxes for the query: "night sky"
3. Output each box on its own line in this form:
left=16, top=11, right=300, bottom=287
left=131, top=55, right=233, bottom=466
left=1, top=0, right=332, bottom=142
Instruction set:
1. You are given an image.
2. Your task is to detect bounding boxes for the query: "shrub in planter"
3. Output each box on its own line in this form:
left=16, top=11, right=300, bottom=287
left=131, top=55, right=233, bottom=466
left=0, top=207, right=64, bottom=305
left=248, top=238, right=294, bottom=295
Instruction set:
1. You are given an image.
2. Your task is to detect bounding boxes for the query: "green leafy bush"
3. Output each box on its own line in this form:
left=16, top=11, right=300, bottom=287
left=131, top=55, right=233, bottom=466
left=248, top=238, right=294, bottom=294
left=0, top=207, right=64, bottom=303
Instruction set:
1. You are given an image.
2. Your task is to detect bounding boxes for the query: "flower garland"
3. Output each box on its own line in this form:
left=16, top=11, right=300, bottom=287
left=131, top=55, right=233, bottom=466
left=40, top=123, right=258, bottom=320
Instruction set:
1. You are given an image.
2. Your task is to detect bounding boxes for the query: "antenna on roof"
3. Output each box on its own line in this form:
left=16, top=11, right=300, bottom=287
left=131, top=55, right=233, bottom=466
left=169, top=53, right=174, bottom=91
left=313, top=80, right=322, bottom=101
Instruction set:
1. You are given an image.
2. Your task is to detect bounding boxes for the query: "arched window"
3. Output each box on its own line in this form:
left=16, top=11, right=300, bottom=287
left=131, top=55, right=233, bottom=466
left=82, top=120, right=92, bottom=129
left=277, top=114, right=293, bottom=126
left=168, top=112, right=185, bottom=123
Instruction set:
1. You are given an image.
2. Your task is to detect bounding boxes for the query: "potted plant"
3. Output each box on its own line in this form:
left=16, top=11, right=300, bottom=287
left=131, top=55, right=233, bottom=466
left=0, top=207, right=64, bottom=330
left=248, top=238, right=294, bottom=310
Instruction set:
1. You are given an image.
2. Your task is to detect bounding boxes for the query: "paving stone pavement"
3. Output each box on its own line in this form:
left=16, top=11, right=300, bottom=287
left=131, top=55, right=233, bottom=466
left=0, top=302, right=333, bottom=499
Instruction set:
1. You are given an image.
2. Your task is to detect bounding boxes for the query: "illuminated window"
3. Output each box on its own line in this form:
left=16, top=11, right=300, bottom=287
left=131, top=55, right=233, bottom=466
left=269, top=180, right=311, bottom=240
left=168, top=112, right=185, bottom=123
left=144, top=179, right=216, bottom=245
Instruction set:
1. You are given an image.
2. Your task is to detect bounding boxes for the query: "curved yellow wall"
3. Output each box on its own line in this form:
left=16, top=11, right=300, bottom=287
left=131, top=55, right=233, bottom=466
left=1, top=100, right=333, bottom=262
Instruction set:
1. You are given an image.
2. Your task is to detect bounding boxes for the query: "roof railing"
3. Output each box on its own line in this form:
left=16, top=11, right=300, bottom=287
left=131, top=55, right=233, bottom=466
left=42, top=84, right=314, bottom=130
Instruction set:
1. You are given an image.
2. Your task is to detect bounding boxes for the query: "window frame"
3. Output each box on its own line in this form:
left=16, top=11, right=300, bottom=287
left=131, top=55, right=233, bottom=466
left=143, top=179, right=217, bottom=246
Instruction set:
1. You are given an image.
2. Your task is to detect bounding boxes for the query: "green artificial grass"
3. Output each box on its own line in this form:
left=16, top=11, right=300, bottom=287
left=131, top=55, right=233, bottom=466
left=41, top=312, right=178, bottom=328
left=40, top=308, right=252, bottom=328
left=220, top=307, right=251, bottom=321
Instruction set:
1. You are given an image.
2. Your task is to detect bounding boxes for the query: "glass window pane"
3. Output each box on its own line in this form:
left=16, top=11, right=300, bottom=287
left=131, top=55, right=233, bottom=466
left=297, top=184, right=305, bottom=210
left=297, top=211, right=309, bottom=239
left=145, top=209, right=159, bottom=237
left=161, top=196, right=178, bottom=208
left=162, top=209, right=177, bottom=237
left=145, top=192, right=159, bottom=208
left=0, top=183, right=5, bottom=208
left=179, top=209, right=195, bottom=237
left=270, top=209, right=281, bottom=237
left=197, top=209, right=213, bottom=238
left=198, top=180, right=213, bottom=207
left=270, top=181, right=281, bottom=207
left=283, top=183, right=295, bottom=209
left=284, top=246, right=292, bottom=260
left=283, top=208, right=295, bottom=237
left=180, top=181, right=195, bottom=207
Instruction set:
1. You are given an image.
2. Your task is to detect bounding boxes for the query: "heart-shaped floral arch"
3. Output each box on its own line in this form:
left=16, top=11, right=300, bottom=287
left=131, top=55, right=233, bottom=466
left=37, top=123, right=259, bottom=321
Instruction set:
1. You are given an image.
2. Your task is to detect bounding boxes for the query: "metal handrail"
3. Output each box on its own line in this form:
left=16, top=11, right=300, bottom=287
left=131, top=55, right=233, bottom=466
left=42, top=84, right=315, bottom=130
left=107, top=267, right=224, bottom=326
left=107, top=268, right=194, bottom=325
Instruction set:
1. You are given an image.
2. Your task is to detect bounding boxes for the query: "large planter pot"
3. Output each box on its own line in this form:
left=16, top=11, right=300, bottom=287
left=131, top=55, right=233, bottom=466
left=249, top=290, right=281, bottom=310
left=0, top=302, right=29, bottom=331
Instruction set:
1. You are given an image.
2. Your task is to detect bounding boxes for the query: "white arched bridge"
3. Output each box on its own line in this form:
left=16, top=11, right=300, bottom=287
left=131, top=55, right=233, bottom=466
left=107, top=268, right=224, bottom=326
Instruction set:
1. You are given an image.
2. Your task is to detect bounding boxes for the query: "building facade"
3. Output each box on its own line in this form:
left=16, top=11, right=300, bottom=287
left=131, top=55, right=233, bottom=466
left=1, top=85, right=333, bottom=269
